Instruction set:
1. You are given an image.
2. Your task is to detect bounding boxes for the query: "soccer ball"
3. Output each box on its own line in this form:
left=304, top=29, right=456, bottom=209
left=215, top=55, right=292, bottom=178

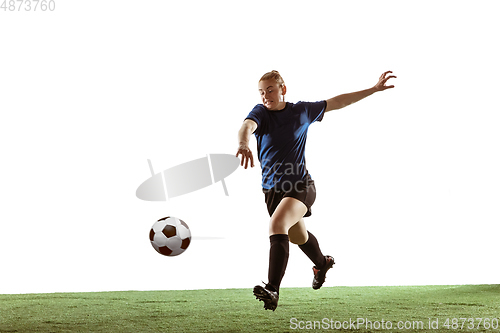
left=149, top=216, right=191, bottom=256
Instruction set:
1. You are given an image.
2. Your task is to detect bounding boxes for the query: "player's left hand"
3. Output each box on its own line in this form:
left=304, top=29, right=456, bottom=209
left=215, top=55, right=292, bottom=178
left=374, top=71, right=396, bottom=91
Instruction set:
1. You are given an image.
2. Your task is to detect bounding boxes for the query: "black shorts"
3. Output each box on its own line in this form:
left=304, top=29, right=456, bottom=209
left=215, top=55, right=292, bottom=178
left=263, top=175, right=317, bottom=218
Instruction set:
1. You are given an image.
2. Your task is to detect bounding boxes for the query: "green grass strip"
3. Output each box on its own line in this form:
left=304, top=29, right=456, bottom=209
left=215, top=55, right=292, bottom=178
left=1, top=285, right=499, bottom=332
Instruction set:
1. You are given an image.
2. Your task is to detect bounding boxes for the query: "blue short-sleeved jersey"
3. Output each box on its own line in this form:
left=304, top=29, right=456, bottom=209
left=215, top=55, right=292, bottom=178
left=245, top=101, right=327, bottom=190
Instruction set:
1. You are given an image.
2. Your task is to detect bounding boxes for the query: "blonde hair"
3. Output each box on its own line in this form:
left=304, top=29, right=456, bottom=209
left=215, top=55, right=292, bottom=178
left=259, top=70, right=285, bottom=87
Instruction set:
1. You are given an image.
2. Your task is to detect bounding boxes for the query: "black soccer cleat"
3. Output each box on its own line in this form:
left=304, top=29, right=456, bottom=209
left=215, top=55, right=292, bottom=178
left=312, top=255, right=335, bottom=290
left=253, top=284, right=279, bottom=311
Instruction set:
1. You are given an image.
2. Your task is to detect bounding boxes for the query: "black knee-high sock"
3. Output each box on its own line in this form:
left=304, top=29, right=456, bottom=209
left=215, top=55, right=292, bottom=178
left=299, top=231, right=327, bottom=269
left=267, top=234, right=289, bottom=294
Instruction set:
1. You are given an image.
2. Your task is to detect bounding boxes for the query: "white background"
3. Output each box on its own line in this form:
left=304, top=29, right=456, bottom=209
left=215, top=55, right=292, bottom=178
left=1, top=1, right=499, bottom=294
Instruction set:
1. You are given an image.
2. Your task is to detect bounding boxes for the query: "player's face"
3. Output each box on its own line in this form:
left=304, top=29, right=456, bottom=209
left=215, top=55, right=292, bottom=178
left=258, top=79, right=286, bottom=111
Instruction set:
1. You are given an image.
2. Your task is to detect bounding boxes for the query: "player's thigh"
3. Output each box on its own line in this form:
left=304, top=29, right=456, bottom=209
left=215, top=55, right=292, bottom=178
left=269, top=197, right=308, bottom=234
left=288, top=218, right=308, bottom=245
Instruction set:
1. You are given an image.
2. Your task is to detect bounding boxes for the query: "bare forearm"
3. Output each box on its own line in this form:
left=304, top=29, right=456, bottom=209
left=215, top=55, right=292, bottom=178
left=236, top=120, right=257, bottom=168
left=325, top=71, right=396, bottom=112
left=326, top=87, right=377, bottom=112
left=238, top=124, right=252, bottom=147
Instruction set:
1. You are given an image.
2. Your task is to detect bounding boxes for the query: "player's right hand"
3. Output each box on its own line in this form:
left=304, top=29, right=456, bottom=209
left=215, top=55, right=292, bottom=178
left=236, top=144, right=255, bottom=169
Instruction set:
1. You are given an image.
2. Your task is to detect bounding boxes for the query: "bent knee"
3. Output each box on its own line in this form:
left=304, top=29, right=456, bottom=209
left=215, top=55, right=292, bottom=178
left=289, top=233, right=308, bottom=245
left=269, top=217, right=289, bottom=235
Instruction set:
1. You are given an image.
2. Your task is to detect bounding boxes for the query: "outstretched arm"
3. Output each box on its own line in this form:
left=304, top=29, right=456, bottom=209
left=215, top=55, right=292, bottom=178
left=236, top=119, right=257, bottom=169
left=325, top=71, right=396, bottom=112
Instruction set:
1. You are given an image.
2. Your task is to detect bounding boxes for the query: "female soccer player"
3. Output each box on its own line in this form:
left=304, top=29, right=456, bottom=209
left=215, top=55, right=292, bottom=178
left=236, top=70, right=396, bottom=311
